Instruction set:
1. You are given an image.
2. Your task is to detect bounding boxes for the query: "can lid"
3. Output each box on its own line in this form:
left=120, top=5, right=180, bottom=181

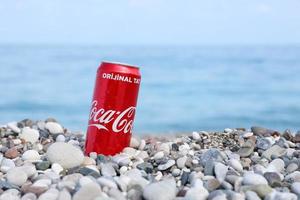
left=102, top=61, right=139, bottom=69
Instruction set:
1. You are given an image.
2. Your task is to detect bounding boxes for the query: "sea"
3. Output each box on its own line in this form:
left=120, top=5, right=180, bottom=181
left=1, top=45, right=300, bottom=134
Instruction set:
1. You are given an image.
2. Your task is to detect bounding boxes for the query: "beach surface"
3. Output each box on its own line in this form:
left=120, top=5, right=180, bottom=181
left=0, top=119, right=299, bottom=200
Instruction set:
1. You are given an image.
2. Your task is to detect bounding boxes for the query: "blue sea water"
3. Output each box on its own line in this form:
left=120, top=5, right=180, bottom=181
left=0, top=45, right=300, bottom=133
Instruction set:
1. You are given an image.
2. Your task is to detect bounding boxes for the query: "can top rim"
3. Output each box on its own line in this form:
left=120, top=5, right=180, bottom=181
left=102, top=61, right=139, bottom=69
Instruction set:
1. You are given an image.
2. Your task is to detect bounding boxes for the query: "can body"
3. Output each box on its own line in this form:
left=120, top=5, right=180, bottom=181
left=85, top=62, right=141, bottom=155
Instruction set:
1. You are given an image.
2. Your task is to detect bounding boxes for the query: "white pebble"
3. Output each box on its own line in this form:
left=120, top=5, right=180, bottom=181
left=46, top=142, right=84, bottom=169
left=153, top=151, right=164, bottom=160
left=0, top=158, right=15, bottom=173
left=52, top=163, right=64, bottom=174
left=7, top=122, right=21, bottom=133
left=22, top=150, right=40, bottom=162
left=229, top=159, right=243, bottom=172
left=45, top=122, right=64, bottom=134
left=243, top=172, right=268, bottom=185
left=73, top=182, right=102, bottom=200
left=56, top=135, right=66, bottom=142
left=192, top=131, right=200, bottom=140
left=130, top=137, right=140, bottom=148
left=291, top=182, right=300, bottom=195
left=20, top=127, right=40, bottom=143
left=7, top=167, right=28, bottom=186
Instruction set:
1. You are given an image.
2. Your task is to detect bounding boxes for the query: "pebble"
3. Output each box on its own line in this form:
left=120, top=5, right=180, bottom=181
left=264, top=172, right=281, bottom=187
left=1, top=158, right=16, bottom=173
left=143, top=178, right=176, bottom=200
left=137, top=162, right=153, bottom=173
left=101, top=163, right=116, bottom=177
left=192, top=131, right=200, bottom=140
left=204, top=178, right=220, bottom=191
left=153, top=151, right=164, bottom=160
left=286, top=163, right=298, bottom=173
left=73, top=182, right=102, bottom=200
left=22, top=150, right=40, bottom=162
left=7, top=122, right=21, bottom=133
left=177, top=156, right=187, bottom=169
left=172, top=168, right=181, bottom=177
left=55, top=135, right=65, bottom=142
left=214, top=162, right=228, bottom=182
left=20, top=127, right=39, bottom=144
left=242, top=173, right=268, bottom=185
left=21, top=193, right=37, bottom=200
left=201, top=149, right=223, bottom=163
left=284, top=171, right=300, bottom=182
left=256, top=138, right=272, bottom=150
left=238, top=140, right=255, bottom=157
left=229, top=159, right=243, bottom=172
left=157, top=160, right=175, bottom=171
left=112, top=154, right=131, bottom=166
left=7, top=167, right=28, bottom=186
left=45, top=122, right=64, bottom=134
left=97, top=177, right=118, bottom=189
left=184, top=185, right=209, bottom=200
left=290, top=182, right=300, bottom=195
left=262, top=145, right=287, bottom=160
left=36, top=161, right=51, bottom=170
left=266, top=159, right=285, bottom=173
left=51, top=163, right=64, bottom=174
left=265, top=191, right=297, bottom=200
left=245, top=191, right=261, bottom=200
left=5, top=147, right=20, bottom=159
left=130, top=137, right=140, bottom=149
left=46, top=142, right=84, bottom=169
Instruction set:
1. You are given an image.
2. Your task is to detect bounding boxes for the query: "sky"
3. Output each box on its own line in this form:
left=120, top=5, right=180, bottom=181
left=0, top=0, right=300, bottom=45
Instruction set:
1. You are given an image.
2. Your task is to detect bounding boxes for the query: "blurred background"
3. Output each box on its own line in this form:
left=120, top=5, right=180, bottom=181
left=0, top=0, right=300, bottom=133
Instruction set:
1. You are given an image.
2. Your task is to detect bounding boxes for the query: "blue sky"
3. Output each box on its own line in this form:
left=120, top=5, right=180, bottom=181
left=0, top=0, right=300, bottom=45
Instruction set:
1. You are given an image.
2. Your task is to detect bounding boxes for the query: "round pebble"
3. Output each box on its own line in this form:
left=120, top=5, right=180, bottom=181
left=46, top=142, right=84, bottom=169
left=7, top=167, right=28, bottom=186
left=22, top=150, right=40, bottom=162
left=45, top=122, right=64, bottom=134
left=20, top=127, right=39, bottom=143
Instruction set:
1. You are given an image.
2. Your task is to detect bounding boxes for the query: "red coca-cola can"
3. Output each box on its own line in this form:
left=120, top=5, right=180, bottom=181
left=85, top=61, right=141, bottom=155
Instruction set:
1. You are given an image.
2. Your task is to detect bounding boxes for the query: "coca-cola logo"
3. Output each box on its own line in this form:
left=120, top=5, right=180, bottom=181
left=88, top=100, right=135, bottom=134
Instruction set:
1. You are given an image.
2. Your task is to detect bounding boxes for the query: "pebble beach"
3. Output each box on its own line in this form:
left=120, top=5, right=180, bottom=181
left=0, top=119, right=299, bottom=200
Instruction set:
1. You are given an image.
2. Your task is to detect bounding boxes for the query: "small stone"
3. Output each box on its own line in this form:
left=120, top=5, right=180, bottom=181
left=243, top=173, right=268, bottom=185
left=1, top=158, right=16, bottom=173
left=82, top=156, right=96, bottom=166
left=7, top=122, right=21, bottom=133
left=20, top=164, right=37, bottom=177
left=291, top=182, right=300, bottom=195
left=228, top=159, right=243, bottom=172
left=256, top=138, right=272, bottom=150
left=214, top=162, right=228, bottom=182
left=143, top=178, right=176, bottom=200
left=21, top=193, right=37, bottom=200
left=251, top=126, right=274, bottom=137
left=241, top=184, right=273, bottom=198
left=153, top=151, right=164, bottom=160
left=286, top=163, right=298, bottom=173
left=264, top=172, right=281, bottom=187
left=55, top=135, right=65, bottom=142
left=266, top=159, right=285, bottom=173
left=130, top=137, right=140, bottom=149
left=172, top=168, right=181, bottom=177
left=157, top=143, right=170, bottom=154
left=7, top=167, right=28, bottom=186
left=0, top=189, right=21, bottom=200
left=192, top=131, right=200, bottom=140
left=284, top=171, right=300, bottom=182
left=46, top=142, right=84, bottom=169
left=20, top=127, right=39, bottom=143
left=97, top=177, right=118, bottom=189
left=238, top=140, right=255, bottom=158
left=101, top=163, right=116, bottom=177
left=265, top=191, right=297, bottom=200
left=137, top=162, right=153, bottom=173
left=119, top=166, right=128, bottom=174
left=245, top=191, right=261, bottom=200
left=204, top=160, right=215, bottom=175
left=79, top=166, right=100, bottom=178
left=22, top=150, right=40, bottom=162
left=5, top=147, right=19, bottom=159
left=45, top=122, right=64, bottom=134
left=73, top=182, right=102, bottom=200
left=36, top=161, right=51, bottom=170
left=112, top=154, right=131, bottom=166
left=51, top=163, right=64, bottom=174
left=181, top=170, right=190, bottom=186
left=204, top=178, right=220, bottom=192
left=242, top=132, right=253, bottom=138
left=201, top=149, right=224, bottom=163
left=184, top=185, right=209, bottom=200
left=38, top=188, right=59, bottom=200
left=262, top=145, right=287, bottom=160
left=177, top=156, right=187, bottom=169
left=158, top=160, right=175, bottom=171
left=57, top=189, right=71, bottom=200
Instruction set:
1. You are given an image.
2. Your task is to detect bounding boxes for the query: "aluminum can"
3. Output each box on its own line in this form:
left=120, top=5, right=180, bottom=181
left=85, top=61, right=141, bottom=155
